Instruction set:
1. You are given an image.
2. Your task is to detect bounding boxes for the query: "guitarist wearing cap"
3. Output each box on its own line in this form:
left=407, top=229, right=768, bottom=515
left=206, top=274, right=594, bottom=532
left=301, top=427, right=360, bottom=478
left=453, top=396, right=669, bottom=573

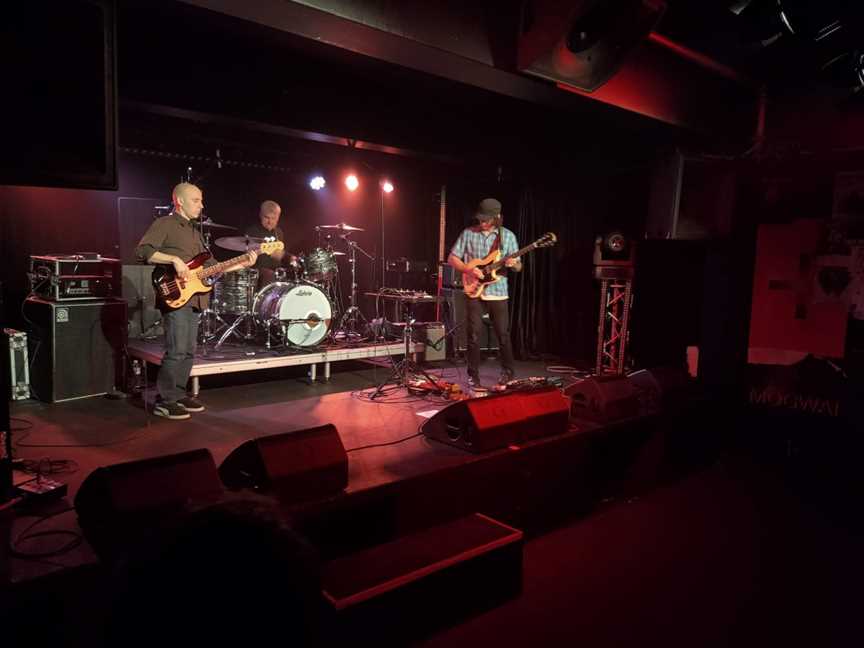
left=448, top=198, right=521, bottom=391
left=136, top=183, right=257, bottom=420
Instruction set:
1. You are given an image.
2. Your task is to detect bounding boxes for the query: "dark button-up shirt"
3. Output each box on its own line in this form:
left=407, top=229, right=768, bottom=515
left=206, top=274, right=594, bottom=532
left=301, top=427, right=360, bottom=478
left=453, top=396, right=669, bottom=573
left=136, top=213, right=212, bottom=310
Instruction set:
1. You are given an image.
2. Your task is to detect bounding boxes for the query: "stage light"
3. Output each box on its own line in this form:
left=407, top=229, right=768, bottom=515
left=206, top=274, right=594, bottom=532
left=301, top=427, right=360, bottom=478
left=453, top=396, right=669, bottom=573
left=309, top=176, right=326, bottom=191
left=381, top=180, right=394, bottom=194
left=345, top=174, right=359, bottom=191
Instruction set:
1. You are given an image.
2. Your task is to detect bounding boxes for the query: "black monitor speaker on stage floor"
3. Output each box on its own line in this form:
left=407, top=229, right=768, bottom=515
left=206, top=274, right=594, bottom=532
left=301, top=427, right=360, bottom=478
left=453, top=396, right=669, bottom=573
left=421, top=387, right=570, bottom=453
left=219, top=424, right=348, bottom=504
left=565, top=376, right=641, bottom=423
left=565, top=367, right=691, bottom=423
left=74, top=448, right=224, bottom=559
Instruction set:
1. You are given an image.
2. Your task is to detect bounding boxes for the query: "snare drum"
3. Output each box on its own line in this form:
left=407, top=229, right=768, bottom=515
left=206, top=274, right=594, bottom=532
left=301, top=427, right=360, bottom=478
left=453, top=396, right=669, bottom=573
left=253, top=282, right=332, bottom=346
left=301, top=248, right=338, bottom=282
left=213, top=268, right=258, bottom=314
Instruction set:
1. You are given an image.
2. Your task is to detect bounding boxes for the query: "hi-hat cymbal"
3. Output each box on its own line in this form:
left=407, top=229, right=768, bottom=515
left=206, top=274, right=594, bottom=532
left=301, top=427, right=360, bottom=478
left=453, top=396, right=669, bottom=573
left=196, top=219, right=237, bottom=230
left=318, top=222, right=364, bottom=232
left=215, top=235, right=266, bottom=252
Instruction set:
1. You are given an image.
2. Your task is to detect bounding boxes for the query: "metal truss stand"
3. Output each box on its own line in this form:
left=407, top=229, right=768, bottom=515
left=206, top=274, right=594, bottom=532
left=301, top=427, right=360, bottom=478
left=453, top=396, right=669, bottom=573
left=593, top=232, right=635, bottom=377
left=595, top=278, right=633, bottom=376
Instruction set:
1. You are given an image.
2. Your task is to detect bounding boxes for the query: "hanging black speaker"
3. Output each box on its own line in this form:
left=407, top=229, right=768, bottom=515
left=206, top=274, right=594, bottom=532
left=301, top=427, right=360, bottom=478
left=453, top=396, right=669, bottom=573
left=518, top=0, right=666, bottom=91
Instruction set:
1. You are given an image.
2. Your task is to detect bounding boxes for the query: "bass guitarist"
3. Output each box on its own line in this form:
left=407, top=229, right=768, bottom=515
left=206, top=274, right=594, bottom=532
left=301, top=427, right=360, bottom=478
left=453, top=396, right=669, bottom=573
left=448, top=198, right=520, bottom=391
left=136, top=182, right=257, bottom=420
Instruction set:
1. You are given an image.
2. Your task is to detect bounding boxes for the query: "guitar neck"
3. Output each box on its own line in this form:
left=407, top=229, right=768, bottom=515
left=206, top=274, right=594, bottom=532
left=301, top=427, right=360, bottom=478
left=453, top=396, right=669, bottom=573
left=194, top=253, right=251, bottom=279
left=488, top=241, right=540, bottom=271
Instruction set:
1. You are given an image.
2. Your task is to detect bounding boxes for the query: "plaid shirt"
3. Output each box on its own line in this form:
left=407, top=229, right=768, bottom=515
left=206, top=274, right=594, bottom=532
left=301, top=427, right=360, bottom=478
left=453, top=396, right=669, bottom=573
left=451, top=226, right=519, bottom=299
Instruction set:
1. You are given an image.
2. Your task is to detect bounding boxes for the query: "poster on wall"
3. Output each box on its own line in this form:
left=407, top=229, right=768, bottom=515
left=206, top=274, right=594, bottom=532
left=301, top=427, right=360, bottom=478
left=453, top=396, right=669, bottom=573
left=829, top=171, right=864, bottom=321
left=744, top=170, right=864, bottom=422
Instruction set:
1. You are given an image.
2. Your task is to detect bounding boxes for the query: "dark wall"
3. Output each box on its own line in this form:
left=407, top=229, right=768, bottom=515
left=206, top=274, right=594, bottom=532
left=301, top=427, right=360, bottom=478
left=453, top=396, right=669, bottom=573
left=0, top=141, right=452, bottom=328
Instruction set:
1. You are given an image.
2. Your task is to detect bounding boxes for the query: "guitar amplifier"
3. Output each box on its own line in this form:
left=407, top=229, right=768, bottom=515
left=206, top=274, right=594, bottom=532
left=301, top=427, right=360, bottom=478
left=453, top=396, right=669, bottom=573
left=29, top=254, right=122, bottom=301
left=24, top=297, right=127, bottom=402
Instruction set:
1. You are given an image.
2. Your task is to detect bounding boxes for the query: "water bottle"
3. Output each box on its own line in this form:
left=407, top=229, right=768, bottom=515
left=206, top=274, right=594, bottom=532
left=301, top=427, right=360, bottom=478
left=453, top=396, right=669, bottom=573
left=132, top=359, right=142, bottom=393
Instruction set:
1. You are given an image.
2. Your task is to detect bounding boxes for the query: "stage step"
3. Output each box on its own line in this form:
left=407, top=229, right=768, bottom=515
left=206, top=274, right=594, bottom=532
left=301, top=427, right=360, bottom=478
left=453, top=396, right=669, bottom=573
left=321, top=513, right=524, bottom=642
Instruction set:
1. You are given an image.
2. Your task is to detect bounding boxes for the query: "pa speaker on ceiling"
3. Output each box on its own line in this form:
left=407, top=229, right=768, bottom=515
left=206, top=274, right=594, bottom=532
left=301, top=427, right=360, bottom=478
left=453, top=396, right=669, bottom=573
left=518, top=0, right=667, bottom=92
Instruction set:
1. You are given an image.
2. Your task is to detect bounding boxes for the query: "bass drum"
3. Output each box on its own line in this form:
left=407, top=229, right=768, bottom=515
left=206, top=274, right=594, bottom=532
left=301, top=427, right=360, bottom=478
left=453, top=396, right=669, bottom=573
left=253, top=282, right=332, bottom=347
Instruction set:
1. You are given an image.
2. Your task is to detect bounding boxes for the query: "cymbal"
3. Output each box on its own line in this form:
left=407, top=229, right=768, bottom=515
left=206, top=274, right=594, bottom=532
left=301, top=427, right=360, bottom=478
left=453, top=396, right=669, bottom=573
left=318, top=222, right=364, bottom=232
left=215, top=235, right=266, bottom=252
left=196, top=219, right=237, bottom=230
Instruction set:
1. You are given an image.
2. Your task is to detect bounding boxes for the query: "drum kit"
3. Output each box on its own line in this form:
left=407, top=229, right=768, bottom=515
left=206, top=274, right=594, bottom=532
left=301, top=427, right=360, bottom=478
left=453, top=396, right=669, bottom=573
left=194, top=219, right=372, bottom=351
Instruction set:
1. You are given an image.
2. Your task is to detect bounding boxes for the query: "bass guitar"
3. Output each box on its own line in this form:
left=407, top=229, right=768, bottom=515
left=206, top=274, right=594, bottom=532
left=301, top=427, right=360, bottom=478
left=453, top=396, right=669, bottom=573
left=152, top=241, right=283, bottom=311
left=462, top=232, right=557, bottom=299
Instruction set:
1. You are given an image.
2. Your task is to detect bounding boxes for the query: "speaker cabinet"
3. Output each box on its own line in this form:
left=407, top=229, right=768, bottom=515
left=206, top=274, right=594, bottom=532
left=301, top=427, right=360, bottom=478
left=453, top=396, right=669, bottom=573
left=24, top=297, right=126, bottom=402
left=74, top=448, right=224, bottom=559
left=628, top=366, right=690, bottom=412
left=565, top=375, right=640, bottom=423
left=421, top=387, right=570, bottom=453
left=447, top=290, right=499, bottom=353
left=122, top=264, right=162, bottom=338
left=219, top=424, right=348, bottom=504
left=518, top=0, right=665, bottom=91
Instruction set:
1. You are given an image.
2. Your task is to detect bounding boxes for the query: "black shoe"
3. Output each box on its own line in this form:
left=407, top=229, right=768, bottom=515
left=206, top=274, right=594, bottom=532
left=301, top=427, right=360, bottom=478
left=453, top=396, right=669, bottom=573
left=498, top=370, right=514, bottom=386
left=153, top=400, right=191, bottom=420
left=177, top=396, right=205, bottom=412
left=467, top=374, right=487, bottom=391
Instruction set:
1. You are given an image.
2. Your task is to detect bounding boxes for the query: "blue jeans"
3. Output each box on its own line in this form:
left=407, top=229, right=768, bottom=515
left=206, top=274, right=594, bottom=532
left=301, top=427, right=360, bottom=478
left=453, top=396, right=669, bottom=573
left=158, top=306, right=199, bottom=403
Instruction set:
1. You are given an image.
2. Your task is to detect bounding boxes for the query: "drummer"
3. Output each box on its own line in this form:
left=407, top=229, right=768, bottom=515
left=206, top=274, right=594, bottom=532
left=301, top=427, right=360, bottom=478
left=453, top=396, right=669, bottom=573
left=245, top=200, right=290, bottom=286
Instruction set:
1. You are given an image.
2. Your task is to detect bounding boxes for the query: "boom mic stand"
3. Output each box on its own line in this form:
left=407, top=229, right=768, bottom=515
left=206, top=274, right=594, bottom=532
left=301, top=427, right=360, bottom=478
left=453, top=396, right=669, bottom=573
left=370, top=298, right=441, bottom=399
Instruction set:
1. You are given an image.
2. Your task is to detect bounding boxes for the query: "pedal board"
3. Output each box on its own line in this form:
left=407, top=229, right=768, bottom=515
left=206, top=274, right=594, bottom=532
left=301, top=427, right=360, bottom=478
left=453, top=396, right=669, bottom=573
left=16, top=477, right=68, bottom=501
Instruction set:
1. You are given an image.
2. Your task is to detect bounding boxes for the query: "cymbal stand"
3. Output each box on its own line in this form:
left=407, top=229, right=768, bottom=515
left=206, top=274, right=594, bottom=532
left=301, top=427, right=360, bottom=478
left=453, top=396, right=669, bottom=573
left=195, top=218, right=227, bottom=352
left=335, top=236, right=373, bottom=341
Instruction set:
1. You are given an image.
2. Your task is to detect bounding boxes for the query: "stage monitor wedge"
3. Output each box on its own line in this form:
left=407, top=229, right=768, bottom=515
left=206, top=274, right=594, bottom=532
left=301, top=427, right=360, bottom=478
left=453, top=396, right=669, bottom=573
left=74, top=448, right=224, bottom=560
left=0, top=1, right=117, bottom=190
left=518, top=0, right=666, bottom=92
left=421, top=387, right=570, bottom=453
left=219, top=424, right=348, bottom=504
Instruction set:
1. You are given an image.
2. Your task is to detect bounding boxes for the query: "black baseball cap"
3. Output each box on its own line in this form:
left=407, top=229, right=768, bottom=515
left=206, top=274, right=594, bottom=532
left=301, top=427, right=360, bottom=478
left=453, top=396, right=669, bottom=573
left=476, top=198, right=501, bottom=221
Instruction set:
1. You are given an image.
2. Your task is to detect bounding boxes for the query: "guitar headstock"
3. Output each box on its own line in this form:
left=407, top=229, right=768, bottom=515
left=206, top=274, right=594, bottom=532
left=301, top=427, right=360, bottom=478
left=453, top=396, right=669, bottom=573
left=259, top=241, right=285, bottom=255
left=536, top=232, right=557, bottom=248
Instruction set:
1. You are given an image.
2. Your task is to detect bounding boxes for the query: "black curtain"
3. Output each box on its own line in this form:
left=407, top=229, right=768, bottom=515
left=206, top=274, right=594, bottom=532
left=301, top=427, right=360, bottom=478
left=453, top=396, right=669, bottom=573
left=509, top=168, right=651, bottom=365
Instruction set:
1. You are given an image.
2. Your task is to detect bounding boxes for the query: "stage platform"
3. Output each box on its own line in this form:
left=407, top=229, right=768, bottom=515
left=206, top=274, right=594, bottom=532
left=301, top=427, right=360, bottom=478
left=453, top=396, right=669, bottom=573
left=126, top=336, right=426, bottom=394
left=2, top=358, right=679, bottom=590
